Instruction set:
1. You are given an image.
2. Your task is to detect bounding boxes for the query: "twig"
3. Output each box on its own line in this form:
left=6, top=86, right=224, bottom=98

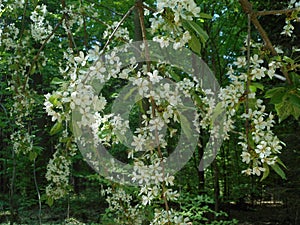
left=61, top=0, right=77, bottom=49
left=101, top=5, right=135, bottom=52
left=256, top=8, right=300, bottom=16
left=142, top=3, right=157, bottom=13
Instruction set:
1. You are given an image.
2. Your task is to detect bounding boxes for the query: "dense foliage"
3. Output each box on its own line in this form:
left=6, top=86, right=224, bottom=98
left=0, top=0, right=299, bottom=224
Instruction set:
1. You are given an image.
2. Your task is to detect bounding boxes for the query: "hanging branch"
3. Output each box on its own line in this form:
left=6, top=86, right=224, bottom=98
left=245, top=13, right=251, bottom=153
left=238, top=0, right=295, bottom=84
left=22, top=16, right=65, bottom=93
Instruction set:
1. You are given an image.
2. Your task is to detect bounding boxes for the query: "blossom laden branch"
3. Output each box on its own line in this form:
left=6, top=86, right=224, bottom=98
left=24, top=16, right=65, bottom=93
left=239, top=0, right=293, bottom=84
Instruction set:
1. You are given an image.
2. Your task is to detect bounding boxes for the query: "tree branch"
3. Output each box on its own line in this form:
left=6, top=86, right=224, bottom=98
left=238, top=0, right=293, bottom=84
left=256, top=8, right=300, bottom=16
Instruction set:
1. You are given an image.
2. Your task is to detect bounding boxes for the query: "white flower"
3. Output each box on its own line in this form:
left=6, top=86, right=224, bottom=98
left=131, top=134, right=146, bottom=152
left=251, top=67, right=266, bottom=80
left=149, top=117, right=164, bottom=131
left=153, top=36, right=170, bottom=48
left=241, top=151, right=251, bottom=164
left=251, top=54, right=263, bottom=66
left=89, top=61, right=106, bottom=78
left=164, top=174, right=175, bottom=186
left=255, top=141, right=272, bottom=158
left=242, top=168, right=252, bottom=175
left=148, top=70, right=163, bottom=84
left=281, top=21, right=294, bottom=36
left=133, top=77, right=149, bottom=96
left=88, top=45, right=101, bottom=61
left=74, top=51, right=88, bottom=66
left=252, top=166, right=265, bottom=176
left=234, top=56, right=247, bottom=68
left=142, top=192, right=153, bottom=206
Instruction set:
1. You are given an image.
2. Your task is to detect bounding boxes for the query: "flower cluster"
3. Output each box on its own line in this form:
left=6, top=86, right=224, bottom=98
left=150, top=0, right=200, bottom=49
left=11, top=130, right=34, bottom=155
left=220, top=52, right=284, bottom=177
left=240, top=100, right=283, bottom=176
left=45, top=150, right=71, bottom=200
left=281, top=0, right=300, bottom=36
left=102, top=187, right=143, bottom=224
left=151, top=209, right=190, bottom=225
left=103, top=21, right=131, bottom=45
left=30, top=4, right=53, bottom=42
left=45, top=138, right=77, bottom=200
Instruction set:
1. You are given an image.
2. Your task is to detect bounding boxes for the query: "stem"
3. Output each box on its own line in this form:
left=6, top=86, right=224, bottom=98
left=9, top=147, right=17, bottom=225
left=33, top=159, right=42, bottom=225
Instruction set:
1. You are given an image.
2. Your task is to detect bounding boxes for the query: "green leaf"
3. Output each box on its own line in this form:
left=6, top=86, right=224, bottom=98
left=283, top=56, right=294, bottom=64
left=50, top=121, right=63, bottom=135
left=249, top=82, right=264, bottom=93
left=265, top=87, right=286, bottom=104
left=188, top=33, right=201, bottom=54
left=48, top=94, right=60, bottom=107
left=260, top=163, right=270, bottom=181
left=47, top=197, right=54, bottom=207
left=289, top=92, right=300, bottom=108
left=30, top=63, right=36, bottom=75
left=180, top=114, right=192, bottom=138
left=265, top=87, right=285, bottom=98
left=167, top=68, right=181, bottom=82
left=211, top=102, right=224, bottom=126
left=191, top=91, right=204, bottom=110
left=276, top=157, right=287, bottom=170
left=271, top=164, right=286, bottom=180
left=199, top=13, right=213, bottom=19
left=51, top=77, right=64, bottom=85
left=123, top=86, right=138, bottom=101
left=29, top=151, right=38, bottom=161
left=186, top=20, right=209, bottom=43
left=275, top=98, right=300, bottom=122
left=290, top=72, right=300, bottom=85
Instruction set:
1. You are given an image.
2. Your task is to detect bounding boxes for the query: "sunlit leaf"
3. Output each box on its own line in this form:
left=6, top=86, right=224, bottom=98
left=260, top=163, right=270, bottom=181
left=50, top=121, right=63, bottom=135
